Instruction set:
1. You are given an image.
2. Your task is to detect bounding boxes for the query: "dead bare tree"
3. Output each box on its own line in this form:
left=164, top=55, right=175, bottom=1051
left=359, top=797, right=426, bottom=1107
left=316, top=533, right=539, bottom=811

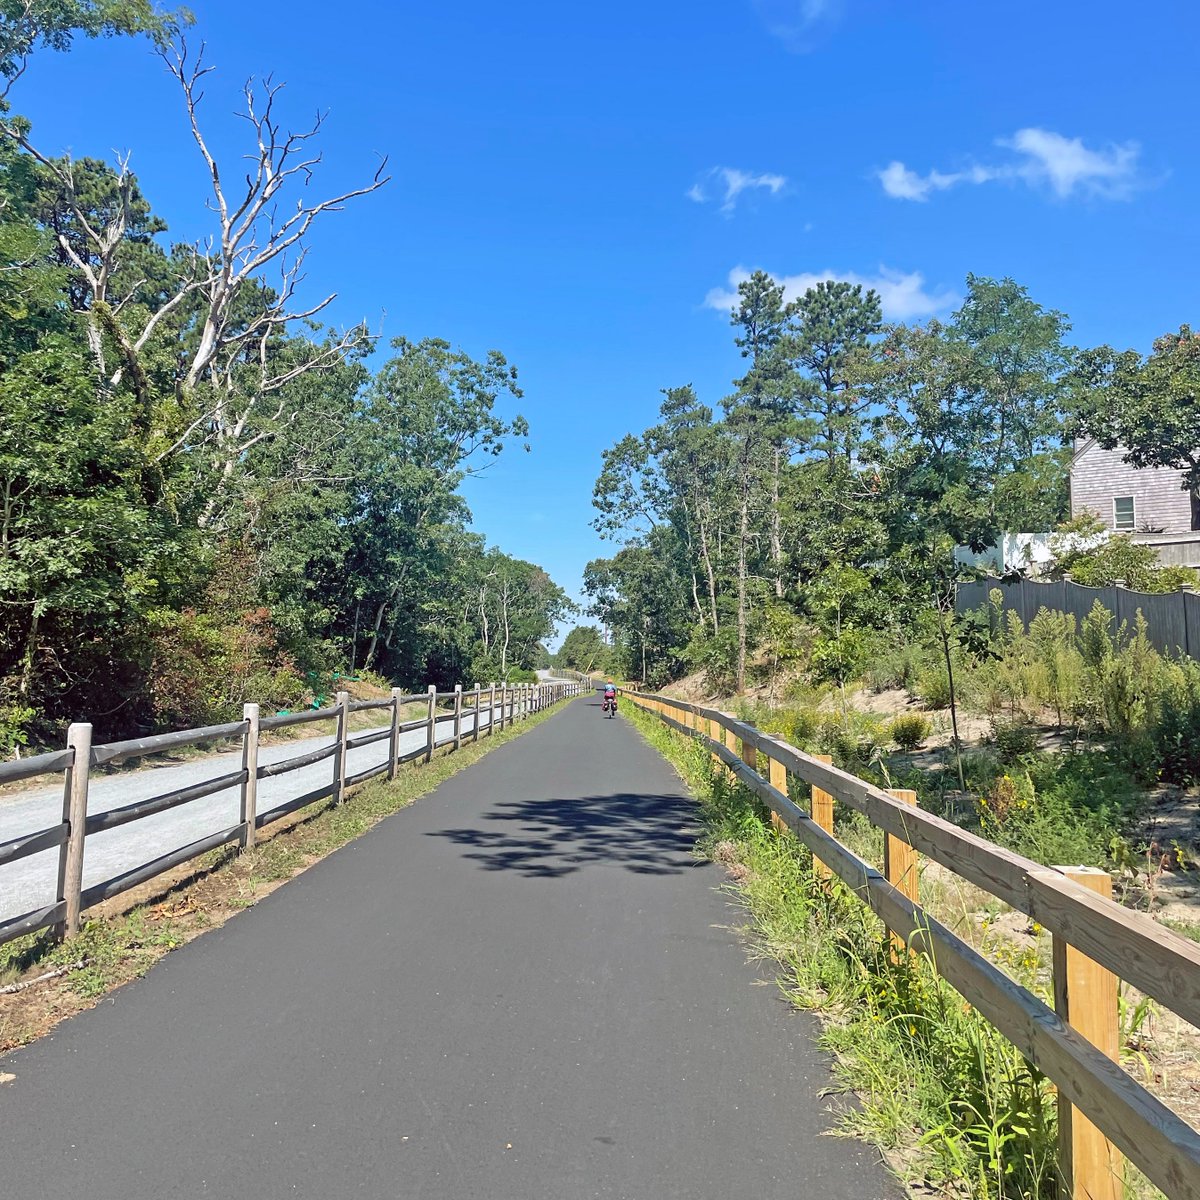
left=0, top=36, right=389, bottom=523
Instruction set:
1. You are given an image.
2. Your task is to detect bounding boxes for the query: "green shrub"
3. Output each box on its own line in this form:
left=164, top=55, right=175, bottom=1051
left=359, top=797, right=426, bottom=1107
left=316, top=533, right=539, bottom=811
left=864, top=643, right=926, bottom=693
left=1153, top=662, right=1200, bottom=785
left=990, top=718, right=1040, bottom=762
left=889, top=712, right=932, bottom=751
left=981, top=753, right=1142, bottom=866
left=914, top=665, right=952, bottom=710
left=0, top=702, right=35, bottom=757
left=818, top=711, right=886, bottom=770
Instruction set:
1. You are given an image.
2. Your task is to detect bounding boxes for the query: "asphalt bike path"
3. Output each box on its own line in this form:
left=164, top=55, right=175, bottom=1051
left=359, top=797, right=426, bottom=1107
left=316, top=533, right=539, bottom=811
left=0, top=695, right=902, bottom=1200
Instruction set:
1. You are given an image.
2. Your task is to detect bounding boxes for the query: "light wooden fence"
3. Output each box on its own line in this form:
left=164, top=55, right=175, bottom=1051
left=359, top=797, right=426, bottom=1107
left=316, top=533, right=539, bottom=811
left=624, top=690, right=1200, bottom=1200
left=0, top=679, right=583, bottom=950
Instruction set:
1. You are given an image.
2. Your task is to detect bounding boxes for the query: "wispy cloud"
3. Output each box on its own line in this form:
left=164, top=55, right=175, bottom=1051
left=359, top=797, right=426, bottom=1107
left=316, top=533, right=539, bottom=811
left=879, top=128, right=1143, bottom=202
left=688, top=166, right=787, bottom=214
left=752, top=0, right=843, bottom=52
left=705, top=265, right=957, bottom=322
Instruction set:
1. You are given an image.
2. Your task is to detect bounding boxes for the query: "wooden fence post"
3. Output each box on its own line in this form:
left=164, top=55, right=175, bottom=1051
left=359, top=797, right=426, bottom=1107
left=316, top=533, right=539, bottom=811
left=811, top=753, right=834, bottom=879
left=488, top=683, right=497, bottom=736
left=500, top=682, right=508, bottom=730
left=707, top=715, right=724, bottom=768
left=425, top=684, right=437, bottom=763
left=56, top=722, right=91, bottom=940
left=388, top=687, right=402, bottom=779
left=472, top=684, right=482, bottom=742
left=239, top=703, right=260, bottom=850
left=333, top=690, right=350, bottom=805
left=884, top=788, right=919, bottom=958
left=453, top=684, right=463, bottom=749
left=768, top=755, right=788, bottom=834
left=1053, top=866, right=1123, bottom=1200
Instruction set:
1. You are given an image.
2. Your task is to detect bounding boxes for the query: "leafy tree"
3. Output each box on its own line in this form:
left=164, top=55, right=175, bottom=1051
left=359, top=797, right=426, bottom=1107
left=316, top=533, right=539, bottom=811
left=0, top=0, right=187, bottom=92
left=556, top=625, right=610, bottom=674
left=1073, top=326, right=1200, bottom=504
left=786, top=279, right=881, bottom=467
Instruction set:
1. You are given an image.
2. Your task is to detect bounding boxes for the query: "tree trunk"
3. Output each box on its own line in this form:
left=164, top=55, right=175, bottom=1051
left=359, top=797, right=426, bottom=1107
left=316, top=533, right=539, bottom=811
left=697, top=510, right=719, bottom=633
left=736, top=483, right=750, bottom=694
left=17, top=608, right=39, bottom=703
left=349, top=600, right=361, bottom=673
left=770, top=445, right=783, bottom=599
left=361, top=595, right=392, bottom=672
left=937, top=599, right=966, bottom=791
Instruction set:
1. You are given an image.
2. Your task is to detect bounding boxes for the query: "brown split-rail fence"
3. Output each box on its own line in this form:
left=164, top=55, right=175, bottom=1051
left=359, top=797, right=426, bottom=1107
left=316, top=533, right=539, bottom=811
left=624, top=689, right=1200, bottom=1200
left=0, top=679, right=584, bottom=951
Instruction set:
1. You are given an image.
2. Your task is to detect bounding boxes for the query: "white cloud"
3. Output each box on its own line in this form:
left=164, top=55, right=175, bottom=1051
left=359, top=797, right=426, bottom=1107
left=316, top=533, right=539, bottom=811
left=1001, top=128, right=1140, bottom=198
left=878, top=127, right=1142, bottom=202
left=688, top=166, right=787, bottom=214
left=704, top=265, right=958, bottom=322
left=752, top=0, right=843, bottom=51
left=878, top=161, right=994, bottom=201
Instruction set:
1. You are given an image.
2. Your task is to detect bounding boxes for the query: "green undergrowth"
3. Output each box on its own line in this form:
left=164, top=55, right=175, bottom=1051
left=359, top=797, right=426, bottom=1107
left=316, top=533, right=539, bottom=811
left=738, top=692, right=1149, bottom=874
left=1, top=699, right=573, bottom=1042
left=626, top=703, right=1067, bottom=1200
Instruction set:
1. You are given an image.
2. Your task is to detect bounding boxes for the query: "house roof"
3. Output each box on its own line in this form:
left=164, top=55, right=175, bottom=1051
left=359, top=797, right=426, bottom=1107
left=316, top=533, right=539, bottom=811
left=1070, top=436, right=1097, bottom=464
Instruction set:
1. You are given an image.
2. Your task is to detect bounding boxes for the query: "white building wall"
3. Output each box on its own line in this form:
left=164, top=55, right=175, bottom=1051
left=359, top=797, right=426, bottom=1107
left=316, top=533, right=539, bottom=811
left=1070, top=441, right=1193, bottom=534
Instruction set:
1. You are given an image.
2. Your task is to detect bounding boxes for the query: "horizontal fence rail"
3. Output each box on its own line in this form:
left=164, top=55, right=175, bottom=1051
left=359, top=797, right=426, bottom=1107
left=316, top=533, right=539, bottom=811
left=624, top=689, right=1200, bottom=1200
left=0, top=679, right=583, bottom=952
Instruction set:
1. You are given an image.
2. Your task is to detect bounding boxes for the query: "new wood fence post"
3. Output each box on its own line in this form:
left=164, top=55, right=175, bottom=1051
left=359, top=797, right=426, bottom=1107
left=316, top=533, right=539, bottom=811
left=56, top=722, right=91, bottom=940
left=1053, top=866, right=1123, bottom=1200
left=333, top=690, right=350, bottom=805
left=239, top=703, right=260, bottom=851
left=884, top=788, right=919, bottom=958
left=425, top=684, right=437, bottom=763
left=708, top=715, right=724, bottom=769
left=768, top=755, right=788, bottom=835
left=723, top=721, right=738, bottom=776
left=488, top=683, right=497, bottom=735
left=388, top=687, right=402, bottom=779
left=453, top=684, right=463, bottom=749
left=811, top=753, right=834, bottom=880
left=734, top=726, right=762, bottom=804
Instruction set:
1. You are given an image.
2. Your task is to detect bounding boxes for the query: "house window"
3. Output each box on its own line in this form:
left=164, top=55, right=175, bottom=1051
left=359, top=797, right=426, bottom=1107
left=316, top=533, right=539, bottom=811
left=1114, top=496, right=1135, bottom=531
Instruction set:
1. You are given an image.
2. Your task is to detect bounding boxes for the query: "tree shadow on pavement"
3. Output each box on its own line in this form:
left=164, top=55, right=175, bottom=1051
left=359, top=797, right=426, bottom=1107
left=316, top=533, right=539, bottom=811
left=428, top=791, right=703, bottom=879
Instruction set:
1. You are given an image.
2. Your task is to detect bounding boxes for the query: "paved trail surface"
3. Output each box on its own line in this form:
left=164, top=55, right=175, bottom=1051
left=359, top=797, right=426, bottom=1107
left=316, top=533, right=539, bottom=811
left=0, top=697, right=900, bottom=1200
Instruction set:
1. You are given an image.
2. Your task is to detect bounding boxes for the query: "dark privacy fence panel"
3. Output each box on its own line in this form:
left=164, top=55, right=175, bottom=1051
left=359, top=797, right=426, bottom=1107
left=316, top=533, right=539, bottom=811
left=955, top=576, right=1200, bottom=658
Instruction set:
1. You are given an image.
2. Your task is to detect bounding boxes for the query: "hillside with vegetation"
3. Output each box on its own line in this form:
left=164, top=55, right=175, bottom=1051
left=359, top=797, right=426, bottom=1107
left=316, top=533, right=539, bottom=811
left=576, top=269, right=1200, bottom=910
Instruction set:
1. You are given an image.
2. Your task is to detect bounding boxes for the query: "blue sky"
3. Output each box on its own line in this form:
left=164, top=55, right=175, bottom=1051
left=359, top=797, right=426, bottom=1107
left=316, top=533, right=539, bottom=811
left=14, top=1, right=1199, bottom=643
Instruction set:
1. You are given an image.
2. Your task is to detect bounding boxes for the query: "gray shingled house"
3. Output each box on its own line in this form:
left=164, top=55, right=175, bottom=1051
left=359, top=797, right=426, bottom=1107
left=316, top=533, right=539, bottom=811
left=1070, top=438, right=1200, bottom=565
